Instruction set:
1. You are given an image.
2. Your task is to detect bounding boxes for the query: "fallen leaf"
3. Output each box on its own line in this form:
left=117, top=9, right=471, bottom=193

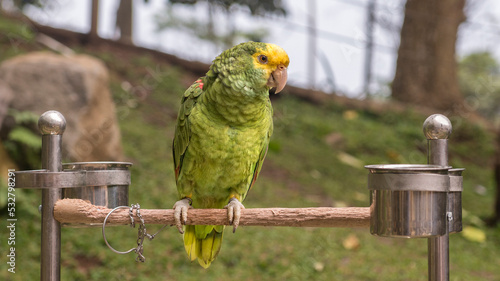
left=324, top=132, right=345, bottom=147
left=343, top=110, right=358, bottom=120
left=354, top=191, right=368, bottom=202
left=313, top=261, right=324, bottom=272
left=342, top=234, right=360, bottom=250
left=474, top=185, right=487, bottom=196
left=334, top=201, right=349, bottom=208
left=338, top=152, right=364, bottom=169
left=462, top=226, right=486, bottom=243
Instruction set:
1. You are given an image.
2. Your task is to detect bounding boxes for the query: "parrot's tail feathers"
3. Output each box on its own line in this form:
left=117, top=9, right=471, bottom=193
left=183, top=225, right=198, bottom=262
left=199, top=229, right=223, bottom=268
left=183, top=225, right=224, bottom=268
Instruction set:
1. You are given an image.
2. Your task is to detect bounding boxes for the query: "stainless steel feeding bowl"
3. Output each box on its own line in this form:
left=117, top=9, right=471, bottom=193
left=365, top=164, right=451, bottom=238
left=62, top=162, right=131, bottom=210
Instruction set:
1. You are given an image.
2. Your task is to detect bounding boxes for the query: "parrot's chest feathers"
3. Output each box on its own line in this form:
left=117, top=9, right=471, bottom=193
left=203, top=82, right=272, bottom=125
left=183, top=102, right=271, bottom=199
left=190, top=107, right=269, bottom=165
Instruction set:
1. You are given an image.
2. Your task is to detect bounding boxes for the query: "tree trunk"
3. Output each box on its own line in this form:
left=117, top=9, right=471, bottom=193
left=115, top=0, right=133, bottom=44
left=90, top=0, right=99, bottom=41
left=491, top=133, right=500, bottom=225
left=391, top=0, right=466, bottom=113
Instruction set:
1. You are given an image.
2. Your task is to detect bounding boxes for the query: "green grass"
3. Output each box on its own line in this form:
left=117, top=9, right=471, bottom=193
left=2, top=15, right=500, bottom=281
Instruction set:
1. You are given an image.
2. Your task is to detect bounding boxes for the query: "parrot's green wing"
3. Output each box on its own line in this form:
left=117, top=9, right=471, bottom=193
left=173, top=79, right=204, bottom=182
left=247, top=117, right=273, bottom=196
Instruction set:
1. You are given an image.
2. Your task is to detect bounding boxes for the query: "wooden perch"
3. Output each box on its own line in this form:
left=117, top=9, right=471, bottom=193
left=54, top=199, right=370, bottom=228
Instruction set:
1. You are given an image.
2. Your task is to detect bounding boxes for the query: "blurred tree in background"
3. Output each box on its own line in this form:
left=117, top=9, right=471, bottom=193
left=457, top=52, right=500, bottom=226
left=155, top=0, right=287, bottom=49
left=392, top=0, right=466, bottom=112
left=459, top=52, right=500, bottom=125
left=115, top=0, right=133, bottom=43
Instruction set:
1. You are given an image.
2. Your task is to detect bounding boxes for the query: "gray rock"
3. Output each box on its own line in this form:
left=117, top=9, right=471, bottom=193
left=0, top=51, right=123, bottom=161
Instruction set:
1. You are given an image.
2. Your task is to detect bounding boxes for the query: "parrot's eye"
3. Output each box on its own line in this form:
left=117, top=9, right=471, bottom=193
left=258, top=55, right=268, bottom=64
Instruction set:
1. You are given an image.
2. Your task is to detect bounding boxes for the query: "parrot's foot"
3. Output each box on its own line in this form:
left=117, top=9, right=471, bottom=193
left=224, top=198, right=245, bottom=233
left=173, top=198, right=192, bottom=234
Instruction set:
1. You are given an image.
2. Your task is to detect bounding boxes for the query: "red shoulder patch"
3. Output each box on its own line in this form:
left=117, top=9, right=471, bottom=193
left=195, top=79, right=204, bottom=89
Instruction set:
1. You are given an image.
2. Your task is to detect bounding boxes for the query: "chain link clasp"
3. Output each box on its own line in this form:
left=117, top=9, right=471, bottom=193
left=102, top=204, right=168, bottom=262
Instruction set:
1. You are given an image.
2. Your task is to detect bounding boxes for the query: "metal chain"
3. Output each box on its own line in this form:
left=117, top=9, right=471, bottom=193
left=102, top=203, right=168, bottom=262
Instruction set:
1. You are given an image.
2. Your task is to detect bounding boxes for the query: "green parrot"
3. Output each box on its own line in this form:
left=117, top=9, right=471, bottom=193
left=172, top=41, right=289, bottom=268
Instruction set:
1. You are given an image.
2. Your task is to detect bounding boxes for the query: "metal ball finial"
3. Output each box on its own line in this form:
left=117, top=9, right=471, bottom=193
left=38, top=110, right=66, bottom=135
left=423, top=114, right=452, bottom=140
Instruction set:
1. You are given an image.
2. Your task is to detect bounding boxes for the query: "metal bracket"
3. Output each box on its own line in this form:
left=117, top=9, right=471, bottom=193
left=14, top=170, right=130, bottom=189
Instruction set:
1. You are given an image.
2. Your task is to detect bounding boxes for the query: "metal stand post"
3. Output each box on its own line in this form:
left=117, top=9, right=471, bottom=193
left=423, top=114, right=452, bottom=281
left=38, top=111, right=66, bottom=281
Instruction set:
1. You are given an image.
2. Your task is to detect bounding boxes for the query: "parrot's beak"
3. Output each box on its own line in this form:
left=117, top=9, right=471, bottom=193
left=267, top=64, right=288, bottom=93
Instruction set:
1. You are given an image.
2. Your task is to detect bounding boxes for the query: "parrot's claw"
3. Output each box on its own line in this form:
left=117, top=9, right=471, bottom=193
left=224, top=198, right=245, bottom=233
left=173, top=198, right=192, bottom=234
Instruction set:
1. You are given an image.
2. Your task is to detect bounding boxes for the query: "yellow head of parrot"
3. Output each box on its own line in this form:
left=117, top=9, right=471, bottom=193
left=253, top=43, right=289, bottom=93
